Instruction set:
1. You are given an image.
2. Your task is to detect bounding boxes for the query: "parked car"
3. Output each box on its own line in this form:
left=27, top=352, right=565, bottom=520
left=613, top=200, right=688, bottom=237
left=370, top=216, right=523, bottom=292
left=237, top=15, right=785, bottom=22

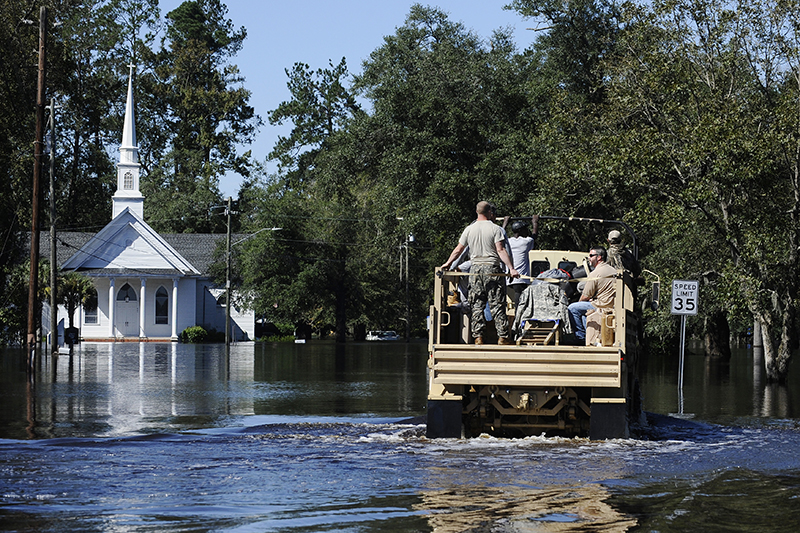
left=366, top=330, right=400, bottom=341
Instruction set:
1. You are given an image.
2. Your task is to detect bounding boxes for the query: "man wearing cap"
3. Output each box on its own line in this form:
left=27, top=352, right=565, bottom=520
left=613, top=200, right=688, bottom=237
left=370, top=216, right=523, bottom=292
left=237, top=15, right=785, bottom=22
left=607, top=230, right=641, bottom=278
left=441, top=201, right=520, bottom=345
left=507, top=220, right=535, bottom=306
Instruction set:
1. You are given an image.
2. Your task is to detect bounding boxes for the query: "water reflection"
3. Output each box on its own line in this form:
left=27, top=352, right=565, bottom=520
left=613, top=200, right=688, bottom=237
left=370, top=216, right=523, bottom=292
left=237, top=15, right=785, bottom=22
left=1, top=341, right=429, bottom=440
left=2, top=339, right=800, bottom=441
left=416, top=484, right=637, bottom=532
left=638, top=341, right=800, bottom=424
left=3, top=341, right=800, bottom=532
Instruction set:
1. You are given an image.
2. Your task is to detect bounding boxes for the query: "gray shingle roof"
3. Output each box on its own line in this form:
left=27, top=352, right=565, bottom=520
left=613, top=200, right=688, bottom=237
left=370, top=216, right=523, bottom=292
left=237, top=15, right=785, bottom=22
left=37, top=231, right=246, bottom=277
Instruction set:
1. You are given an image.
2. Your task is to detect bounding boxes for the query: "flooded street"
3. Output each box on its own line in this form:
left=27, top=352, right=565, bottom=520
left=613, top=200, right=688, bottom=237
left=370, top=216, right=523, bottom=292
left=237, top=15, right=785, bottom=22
left=2, top=340, right=800, bottom=531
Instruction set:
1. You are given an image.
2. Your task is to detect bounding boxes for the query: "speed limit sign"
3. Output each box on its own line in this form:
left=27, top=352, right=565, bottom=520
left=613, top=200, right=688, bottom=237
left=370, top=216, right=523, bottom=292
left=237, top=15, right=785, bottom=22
left=671, top=280, right=699, bottom=315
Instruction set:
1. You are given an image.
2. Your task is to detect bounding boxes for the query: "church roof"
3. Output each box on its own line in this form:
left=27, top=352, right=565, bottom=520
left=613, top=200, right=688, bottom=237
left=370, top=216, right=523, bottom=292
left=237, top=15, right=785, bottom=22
left=41, top=230, right=242, bottom=277
left=30, top=67, right=248, bottom=282
left=59, top=208, right=200, bottom=276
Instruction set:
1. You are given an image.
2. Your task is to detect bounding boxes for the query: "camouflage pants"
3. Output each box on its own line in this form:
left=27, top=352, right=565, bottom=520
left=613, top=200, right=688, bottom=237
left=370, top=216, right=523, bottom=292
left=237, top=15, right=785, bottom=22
left=468, top=263, right=509, bottom=339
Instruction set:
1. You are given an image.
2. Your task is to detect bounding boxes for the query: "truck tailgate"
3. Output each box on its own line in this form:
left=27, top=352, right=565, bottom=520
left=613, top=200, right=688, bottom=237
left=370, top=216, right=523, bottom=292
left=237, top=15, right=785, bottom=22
left=430, top=345, right=622, bottom=388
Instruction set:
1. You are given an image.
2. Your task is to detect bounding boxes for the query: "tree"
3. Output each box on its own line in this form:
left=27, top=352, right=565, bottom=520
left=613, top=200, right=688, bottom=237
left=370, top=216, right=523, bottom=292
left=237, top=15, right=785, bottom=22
left=354, top=5, right=535, bottom=256
left=57, top=272, right=95, bottom=331
left=268, top=58, right=361, bottom=181
left=144, top=0, right=260, bottom=233
left=507, top=0, right=621, bottom=105
left=49, top=0, right=162, bottom=232
left=0, top=1, right=44, bottom=334
left=505, top=0, right=639, bottom=242
left=244, top=58, right=364, bottom=341
left=242, top=6, right=551, bottom=339
left=599, top=0, right=800, bottom=381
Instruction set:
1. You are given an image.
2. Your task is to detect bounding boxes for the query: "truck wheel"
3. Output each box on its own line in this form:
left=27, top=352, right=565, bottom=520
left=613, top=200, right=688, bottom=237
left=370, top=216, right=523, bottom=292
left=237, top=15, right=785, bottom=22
left=589, top=400, right=629, bottom=440
left=426, top=400, right=463, bottom=438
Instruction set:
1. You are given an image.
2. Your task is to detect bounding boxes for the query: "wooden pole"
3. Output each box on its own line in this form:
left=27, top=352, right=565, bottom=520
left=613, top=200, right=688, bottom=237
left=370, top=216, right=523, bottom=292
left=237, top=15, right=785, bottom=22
left=27, top=6, right=47, bottom=370
left=49, top=97, right=58, bottom=354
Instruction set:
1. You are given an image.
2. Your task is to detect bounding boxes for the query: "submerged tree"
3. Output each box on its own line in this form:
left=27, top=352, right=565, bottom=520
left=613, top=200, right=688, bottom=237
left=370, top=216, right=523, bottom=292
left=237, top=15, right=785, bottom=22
left=601, top=0, right=800, bottom=381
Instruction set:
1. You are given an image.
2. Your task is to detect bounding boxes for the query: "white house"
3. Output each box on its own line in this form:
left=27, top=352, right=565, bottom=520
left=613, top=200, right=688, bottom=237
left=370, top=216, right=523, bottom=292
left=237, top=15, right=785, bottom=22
left=46, top=66, right=254, bottom=342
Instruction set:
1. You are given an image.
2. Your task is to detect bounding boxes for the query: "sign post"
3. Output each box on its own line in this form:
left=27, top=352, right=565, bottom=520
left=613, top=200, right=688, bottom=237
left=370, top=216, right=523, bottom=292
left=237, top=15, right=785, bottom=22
left=671, top=280, right=699, bottom=415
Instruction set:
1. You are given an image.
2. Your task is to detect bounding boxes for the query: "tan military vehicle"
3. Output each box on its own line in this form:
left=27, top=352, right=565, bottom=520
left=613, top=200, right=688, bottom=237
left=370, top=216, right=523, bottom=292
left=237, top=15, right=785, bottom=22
left=426, top=217, right=657, bottom=440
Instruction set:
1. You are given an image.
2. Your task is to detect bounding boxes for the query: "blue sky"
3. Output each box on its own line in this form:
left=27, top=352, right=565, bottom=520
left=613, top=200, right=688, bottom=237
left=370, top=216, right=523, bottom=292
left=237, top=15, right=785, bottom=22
left=157, top=1, right=534, bottom=196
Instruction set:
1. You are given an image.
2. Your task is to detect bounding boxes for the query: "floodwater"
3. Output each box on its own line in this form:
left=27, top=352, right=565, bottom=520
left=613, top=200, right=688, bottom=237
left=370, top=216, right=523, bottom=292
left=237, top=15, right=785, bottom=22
left=2, top=340, right=800, bottom=532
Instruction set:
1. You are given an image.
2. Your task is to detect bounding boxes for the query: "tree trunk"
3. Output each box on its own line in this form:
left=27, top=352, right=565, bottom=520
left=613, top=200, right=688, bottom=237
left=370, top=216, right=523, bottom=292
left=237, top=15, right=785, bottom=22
left=335, top=283, right=347, bottom=343
left=758, top=315, right=791, bottom=384
left=703, top=310, right=730, bottom=359
left=67, top=303, right=75, bottom=330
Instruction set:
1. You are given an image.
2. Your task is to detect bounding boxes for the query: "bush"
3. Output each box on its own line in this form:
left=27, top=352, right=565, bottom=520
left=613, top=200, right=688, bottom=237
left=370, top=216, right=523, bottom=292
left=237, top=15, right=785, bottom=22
left=180, top=326, right=208, bottom=343
left=205, top=328, right=225, bottom=343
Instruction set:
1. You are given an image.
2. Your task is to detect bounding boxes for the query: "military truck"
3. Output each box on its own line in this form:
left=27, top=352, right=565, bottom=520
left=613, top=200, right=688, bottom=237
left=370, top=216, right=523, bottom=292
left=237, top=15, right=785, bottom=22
left=426, top=217, right=657, bottom=440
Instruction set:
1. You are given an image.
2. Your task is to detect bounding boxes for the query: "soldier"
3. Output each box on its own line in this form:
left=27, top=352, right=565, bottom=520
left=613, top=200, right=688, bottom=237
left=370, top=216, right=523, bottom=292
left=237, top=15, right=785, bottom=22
left=441, top=201, right=519, bottom=345
left=607, top=230, right=641, bottom=278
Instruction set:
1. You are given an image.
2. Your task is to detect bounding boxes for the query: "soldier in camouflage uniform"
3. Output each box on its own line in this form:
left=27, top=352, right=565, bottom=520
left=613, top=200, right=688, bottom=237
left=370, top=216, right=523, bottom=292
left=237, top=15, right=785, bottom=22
left=441, top=202, right=520, bottom=345
left=606, top=230, right=641, bottom=278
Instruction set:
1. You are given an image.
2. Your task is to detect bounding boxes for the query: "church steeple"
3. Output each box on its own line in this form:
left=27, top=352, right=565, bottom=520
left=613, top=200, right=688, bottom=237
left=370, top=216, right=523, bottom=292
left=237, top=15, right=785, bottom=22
left=112, top=64, right=144, bottom=218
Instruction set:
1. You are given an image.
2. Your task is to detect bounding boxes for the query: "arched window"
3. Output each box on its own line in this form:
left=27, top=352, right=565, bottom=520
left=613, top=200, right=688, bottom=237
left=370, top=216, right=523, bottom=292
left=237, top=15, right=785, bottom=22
left=155, top=286, right=168, bottom=324
left=84, top=287, right=98, bottom=324
left=116, top=283, right=137, bottom=302
left=123, top=171, right=133, bottom=190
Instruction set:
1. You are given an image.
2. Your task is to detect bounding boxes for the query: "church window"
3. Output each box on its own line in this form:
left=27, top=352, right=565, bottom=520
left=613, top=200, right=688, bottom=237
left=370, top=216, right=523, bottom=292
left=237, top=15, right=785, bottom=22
left=123, top=171, right=133, bottom=190
left=155, top=286, right=169, bottom=324
left=84, top=288, right=98, bottom=324
left=116, top=283, right=137, bottom=302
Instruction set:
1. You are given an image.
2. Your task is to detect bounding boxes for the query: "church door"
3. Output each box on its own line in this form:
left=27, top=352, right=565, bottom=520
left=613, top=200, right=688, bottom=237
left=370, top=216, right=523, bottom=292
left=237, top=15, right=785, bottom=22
left=116, top=283, right=140, bottom=337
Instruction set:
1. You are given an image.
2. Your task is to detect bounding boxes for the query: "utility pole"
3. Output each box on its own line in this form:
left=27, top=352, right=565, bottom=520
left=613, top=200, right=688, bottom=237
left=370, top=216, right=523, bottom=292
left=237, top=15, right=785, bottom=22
left=225, top=196, right=232, bottom=347
left=404, top=234, right=409, bottom=341
left=27, top=6, right=47, bottom=371
left=48, top=98, right=58, bottom=354
left=401, top=232, right=414, bottom=342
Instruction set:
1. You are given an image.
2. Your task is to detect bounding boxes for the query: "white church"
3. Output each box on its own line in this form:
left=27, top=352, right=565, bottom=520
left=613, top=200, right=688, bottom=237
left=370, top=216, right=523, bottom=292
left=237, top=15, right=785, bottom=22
left=46, top=68, right=255, bottom=343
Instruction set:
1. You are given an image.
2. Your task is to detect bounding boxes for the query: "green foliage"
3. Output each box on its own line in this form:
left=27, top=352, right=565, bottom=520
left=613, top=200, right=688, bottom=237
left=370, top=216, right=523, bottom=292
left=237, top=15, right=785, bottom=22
left=259, top=334, right=296, bottom=343
left=143, top=0, right=260, bottom=233
left=0, top=0, right=44, bottom=327
left=56, top=272, right=96, bottom=330
left=180, top=325, right=208, bottom=343
left=507, top=0, right=620, bottom=103
left=0, top=262, right=34, bottom=346
left=2, top=0, right=799, bottom=380
left=597, top=0, right=800, bottom=377
left=354, top=5, right=538, bottom=255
